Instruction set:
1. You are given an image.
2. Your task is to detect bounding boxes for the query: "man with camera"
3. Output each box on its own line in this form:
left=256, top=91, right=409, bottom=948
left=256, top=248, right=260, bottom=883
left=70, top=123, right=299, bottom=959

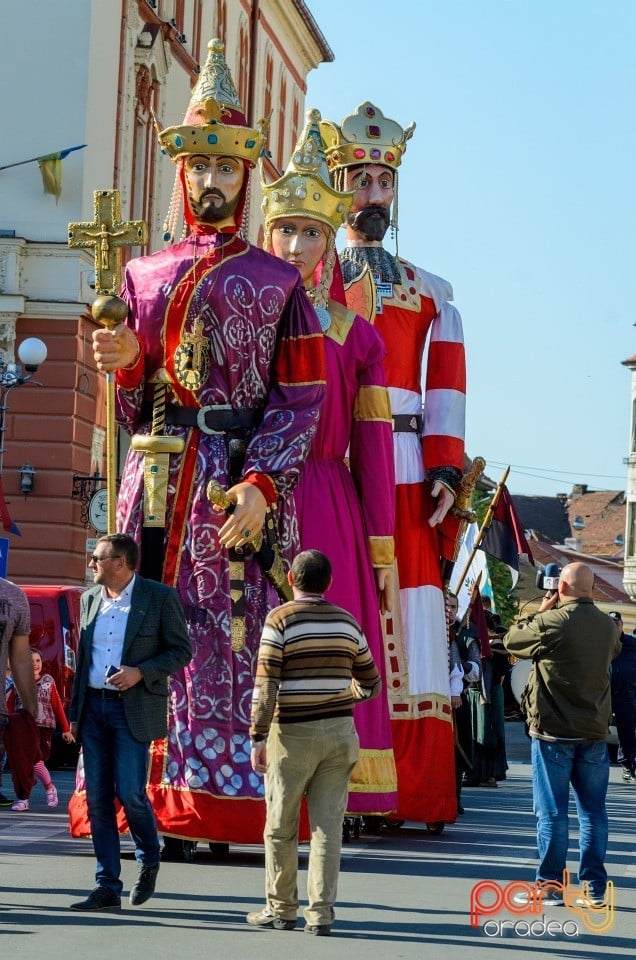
left=504, top=562, right=621, bottom=906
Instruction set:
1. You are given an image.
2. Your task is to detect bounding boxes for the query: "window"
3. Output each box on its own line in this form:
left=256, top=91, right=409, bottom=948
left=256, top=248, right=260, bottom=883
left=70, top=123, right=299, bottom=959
left=277, top=76, right=287, bottom=168
left=217, top=0, right=227, bottom=46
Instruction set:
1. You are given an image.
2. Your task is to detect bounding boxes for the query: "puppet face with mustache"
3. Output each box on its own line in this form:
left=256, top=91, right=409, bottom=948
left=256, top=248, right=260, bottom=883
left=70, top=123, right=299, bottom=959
left=184, top=155, right=245, bottom=224
left=344, top=164, right=395, bottom=241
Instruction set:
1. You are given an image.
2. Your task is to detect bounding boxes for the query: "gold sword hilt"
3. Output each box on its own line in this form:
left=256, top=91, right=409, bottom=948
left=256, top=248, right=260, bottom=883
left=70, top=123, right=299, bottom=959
left=206, top=480, right=263, bottom=551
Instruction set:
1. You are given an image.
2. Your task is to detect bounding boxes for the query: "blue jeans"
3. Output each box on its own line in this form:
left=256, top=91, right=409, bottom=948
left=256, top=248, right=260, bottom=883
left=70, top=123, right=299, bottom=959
left=531, top=737, right=609, bottom=899
left=82, top=696, right=160, bottom=895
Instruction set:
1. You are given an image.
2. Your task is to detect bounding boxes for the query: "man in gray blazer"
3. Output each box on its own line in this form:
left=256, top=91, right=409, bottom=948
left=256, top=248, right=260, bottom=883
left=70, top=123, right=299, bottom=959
left=69, top=533, right=191, bottom=912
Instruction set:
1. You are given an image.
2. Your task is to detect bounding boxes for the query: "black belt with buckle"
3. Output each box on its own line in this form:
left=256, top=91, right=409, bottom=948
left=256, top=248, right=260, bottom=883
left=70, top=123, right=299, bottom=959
left=393, top=414, right=422, bottom=434
left=87, top=687, right=123, bottom=700
left=140, top=402, right=260, bottom=435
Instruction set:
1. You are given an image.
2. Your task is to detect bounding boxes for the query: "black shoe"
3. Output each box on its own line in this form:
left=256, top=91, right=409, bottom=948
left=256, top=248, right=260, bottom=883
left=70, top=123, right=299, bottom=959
left=0, top=792, right=12, bottom=806
left=305, top=925, right=331, bottom=936
left=130, top=863, right=160, bottom=906
left=70, top=887, right=121, bottom=911
left=457, top=803, right=465, bottom=815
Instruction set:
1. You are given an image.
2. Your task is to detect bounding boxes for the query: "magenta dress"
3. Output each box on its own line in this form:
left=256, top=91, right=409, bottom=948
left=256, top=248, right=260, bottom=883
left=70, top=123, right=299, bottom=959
left=294, top=301, right=398, bottom=814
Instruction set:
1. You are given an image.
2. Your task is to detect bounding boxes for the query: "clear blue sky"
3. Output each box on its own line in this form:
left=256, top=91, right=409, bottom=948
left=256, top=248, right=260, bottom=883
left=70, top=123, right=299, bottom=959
left=305, top=0, right=636, bottom=497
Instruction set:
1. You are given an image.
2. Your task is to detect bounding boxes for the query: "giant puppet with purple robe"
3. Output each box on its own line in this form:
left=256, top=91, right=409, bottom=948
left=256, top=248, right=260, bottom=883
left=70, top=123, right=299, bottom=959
left=69, top=40, right=326, bottom=847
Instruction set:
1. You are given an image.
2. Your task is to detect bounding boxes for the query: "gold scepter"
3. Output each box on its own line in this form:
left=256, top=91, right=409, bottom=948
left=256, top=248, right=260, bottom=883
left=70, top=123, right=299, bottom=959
left=68, top=191, right=147, bottom=533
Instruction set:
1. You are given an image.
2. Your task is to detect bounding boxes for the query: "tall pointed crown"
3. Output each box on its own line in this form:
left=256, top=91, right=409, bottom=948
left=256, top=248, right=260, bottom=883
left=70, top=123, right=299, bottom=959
left=261, top=109, right=353, bottom=233
left=319, top=101, right=415, bottom=172
left=157, top=39, right=267, bottom=166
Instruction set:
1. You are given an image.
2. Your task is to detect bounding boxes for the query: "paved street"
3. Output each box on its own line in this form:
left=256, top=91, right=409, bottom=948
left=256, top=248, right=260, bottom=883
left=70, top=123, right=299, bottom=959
left=1, top=722, right=634, bottom=959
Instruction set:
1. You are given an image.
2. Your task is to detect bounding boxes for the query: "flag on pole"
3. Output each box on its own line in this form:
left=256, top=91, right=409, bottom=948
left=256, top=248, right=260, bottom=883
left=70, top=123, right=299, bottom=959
left=36, top=145, right=86, bottom=203
left=470, top=589, right=492, bottom=659
left=0, top=145, right=86, bottom=204
left=450, top=521, right=491, bottom=620
left=38, top=154, right=63, bottom=201
left=479, top=484, right=533, bottom=588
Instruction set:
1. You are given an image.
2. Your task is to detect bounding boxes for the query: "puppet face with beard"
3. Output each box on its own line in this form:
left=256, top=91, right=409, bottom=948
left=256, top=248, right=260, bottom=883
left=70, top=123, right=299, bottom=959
left=184, top=155, right=245, bottom=226
left=344, top=164, right=395, bottom=242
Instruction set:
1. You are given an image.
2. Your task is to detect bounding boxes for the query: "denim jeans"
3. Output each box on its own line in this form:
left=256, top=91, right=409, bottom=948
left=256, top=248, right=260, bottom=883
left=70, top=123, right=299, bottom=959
left=82, top=696, right=160, bottom=895
left=531, top=737, right=609, bottom=899
left=264, top=717, right=360, bottom=926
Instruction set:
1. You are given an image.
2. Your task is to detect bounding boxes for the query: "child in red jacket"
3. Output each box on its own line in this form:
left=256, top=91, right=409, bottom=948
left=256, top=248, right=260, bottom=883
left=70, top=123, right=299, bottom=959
left=7, top=648, right=74, bottom=811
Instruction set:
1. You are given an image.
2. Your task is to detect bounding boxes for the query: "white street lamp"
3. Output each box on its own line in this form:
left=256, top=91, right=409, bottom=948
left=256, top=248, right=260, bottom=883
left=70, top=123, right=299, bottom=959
left=0, top=337, right=47, bottom=482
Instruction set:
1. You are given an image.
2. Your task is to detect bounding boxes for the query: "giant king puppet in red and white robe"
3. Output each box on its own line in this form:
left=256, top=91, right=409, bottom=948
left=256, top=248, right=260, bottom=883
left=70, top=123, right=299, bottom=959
left=320, top=104, right=466, bottom=826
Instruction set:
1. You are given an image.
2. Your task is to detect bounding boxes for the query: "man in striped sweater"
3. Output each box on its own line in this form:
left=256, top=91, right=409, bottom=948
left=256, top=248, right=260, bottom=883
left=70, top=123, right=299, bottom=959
left=246, top=549, right=381, bottom=937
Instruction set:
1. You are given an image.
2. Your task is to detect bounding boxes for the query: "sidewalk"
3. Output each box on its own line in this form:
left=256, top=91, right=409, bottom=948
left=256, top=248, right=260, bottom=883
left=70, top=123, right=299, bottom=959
left=0, top=721, right=634, bottom=958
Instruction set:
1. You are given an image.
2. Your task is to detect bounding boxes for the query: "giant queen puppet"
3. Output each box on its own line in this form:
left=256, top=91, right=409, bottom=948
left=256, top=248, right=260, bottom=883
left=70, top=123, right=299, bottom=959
left=262, top=109, right=398, bottom=817
left=320, top=104, right=467, bottom=826
left=69, top=40, right=326, bottom=848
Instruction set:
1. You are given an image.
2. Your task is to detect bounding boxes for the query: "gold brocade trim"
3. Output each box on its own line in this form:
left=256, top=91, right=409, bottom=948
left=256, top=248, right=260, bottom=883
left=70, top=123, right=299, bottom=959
left=348, top=749, right=397, bottom=793
left=142, top=453, right=170, bottom=527
left=278, top=378, right=327, bottom=387
left=166, top=431, right=197, bottom=588
left=382, top=260, right=421, bottom=312
left=388, top=693, right=453, bottom=723
left=325, top=300, right=355, bottom=345
left=353, top=384, right=392, bottom=422
left=369, top=536, right=394, bottom=567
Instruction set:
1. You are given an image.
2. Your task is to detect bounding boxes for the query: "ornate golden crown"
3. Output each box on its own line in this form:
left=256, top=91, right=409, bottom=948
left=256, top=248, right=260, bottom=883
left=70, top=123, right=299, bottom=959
left=319, top=101, right=415, bottom=172
left=262, top=109, right=353, bottom=233
left=157, top=39, right=267, bottom=166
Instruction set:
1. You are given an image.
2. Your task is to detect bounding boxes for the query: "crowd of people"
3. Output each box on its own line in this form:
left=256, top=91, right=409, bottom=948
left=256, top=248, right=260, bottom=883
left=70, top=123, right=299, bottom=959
left=0, top=38, right=631, bottom=931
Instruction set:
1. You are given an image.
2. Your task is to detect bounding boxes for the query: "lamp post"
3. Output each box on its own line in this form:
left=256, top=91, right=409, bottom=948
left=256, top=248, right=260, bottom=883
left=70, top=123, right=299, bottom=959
left=0, top=337, right=47, bottom=481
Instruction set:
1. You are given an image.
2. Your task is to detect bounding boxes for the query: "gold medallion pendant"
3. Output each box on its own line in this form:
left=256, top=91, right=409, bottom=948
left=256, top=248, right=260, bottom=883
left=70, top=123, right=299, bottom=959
left=174, top=318, right=211, bottom=390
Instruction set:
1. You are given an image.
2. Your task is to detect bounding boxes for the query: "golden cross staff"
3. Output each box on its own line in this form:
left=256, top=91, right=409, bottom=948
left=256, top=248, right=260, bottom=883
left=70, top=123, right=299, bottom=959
left=68, top=191, right=147, bottom=534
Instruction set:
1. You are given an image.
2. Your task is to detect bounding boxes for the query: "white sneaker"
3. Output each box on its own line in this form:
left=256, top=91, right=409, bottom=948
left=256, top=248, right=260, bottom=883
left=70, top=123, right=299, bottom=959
left=574, top=894, right=605, bottom=907
left=512, top=888, right=563, bottom=907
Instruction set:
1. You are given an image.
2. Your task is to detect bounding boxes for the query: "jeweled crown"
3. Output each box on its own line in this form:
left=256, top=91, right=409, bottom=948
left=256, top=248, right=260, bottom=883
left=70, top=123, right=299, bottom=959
left=157, top=39, right=267, bottom=166
left=262, top=109, right=353, bottom=233
left=319, top=101, right=415, bottom=172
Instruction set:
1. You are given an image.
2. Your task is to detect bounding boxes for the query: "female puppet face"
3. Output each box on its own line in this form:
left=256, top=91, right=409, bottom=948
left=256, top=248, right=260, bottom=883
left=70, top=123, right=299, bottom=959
left=270, top=216, right=329, bottom=286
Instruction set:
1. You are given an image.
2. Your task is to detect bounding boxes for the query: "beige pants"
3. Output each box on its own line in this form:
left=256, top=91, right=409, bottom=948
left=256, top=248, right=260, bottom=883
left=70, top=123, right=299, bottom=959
left=264, top=716, right=360, bottom=925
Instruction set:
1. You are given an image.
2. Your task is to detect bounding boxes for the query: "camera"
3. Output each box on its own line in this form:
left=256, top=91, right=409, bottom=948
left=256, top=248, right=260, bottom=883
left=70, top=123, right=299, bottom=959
left=536, top=563, right=561, bottom=592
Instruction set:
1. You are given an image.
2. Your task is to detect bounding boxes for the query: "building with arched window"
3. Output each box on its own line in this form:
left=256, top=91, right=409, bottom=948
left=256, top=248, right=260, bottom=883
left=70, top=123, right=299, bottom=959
left=0, top=0, right=332, bottom=581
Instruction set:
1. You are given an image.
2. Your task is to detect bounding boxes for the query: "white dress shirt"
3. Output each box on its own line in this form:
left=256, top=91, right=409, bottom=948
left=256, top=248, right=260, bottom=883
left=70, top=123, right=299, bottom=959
left=88, top=575, right=136, bottom=689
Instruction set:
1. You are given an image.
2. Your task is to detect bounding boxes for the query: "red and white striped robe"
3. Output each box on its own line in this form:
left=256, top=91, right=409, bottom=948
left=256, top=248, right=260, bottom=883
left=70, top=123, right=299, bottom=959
left=347, top=256, right=466, bottom=824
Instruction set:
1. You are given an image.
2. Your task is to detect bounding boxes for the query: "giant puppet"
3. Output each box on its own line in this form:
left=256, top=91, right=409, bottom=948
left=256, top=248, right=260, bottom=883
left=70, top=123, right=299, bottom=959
left=261, top=110, right=398, bottom=816
left=70, top=40, right=326, bottom=847
left=320, top=104, right=467, bottom=826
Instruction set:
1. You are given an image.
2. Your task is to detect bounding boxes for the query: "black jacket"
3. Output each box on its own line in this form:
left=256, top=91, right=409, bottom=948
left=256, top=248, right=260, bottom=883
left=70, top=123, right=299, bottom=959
left=70, top=576, right=191, bottom=743
left=611, top=632, right=636, bottom=701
